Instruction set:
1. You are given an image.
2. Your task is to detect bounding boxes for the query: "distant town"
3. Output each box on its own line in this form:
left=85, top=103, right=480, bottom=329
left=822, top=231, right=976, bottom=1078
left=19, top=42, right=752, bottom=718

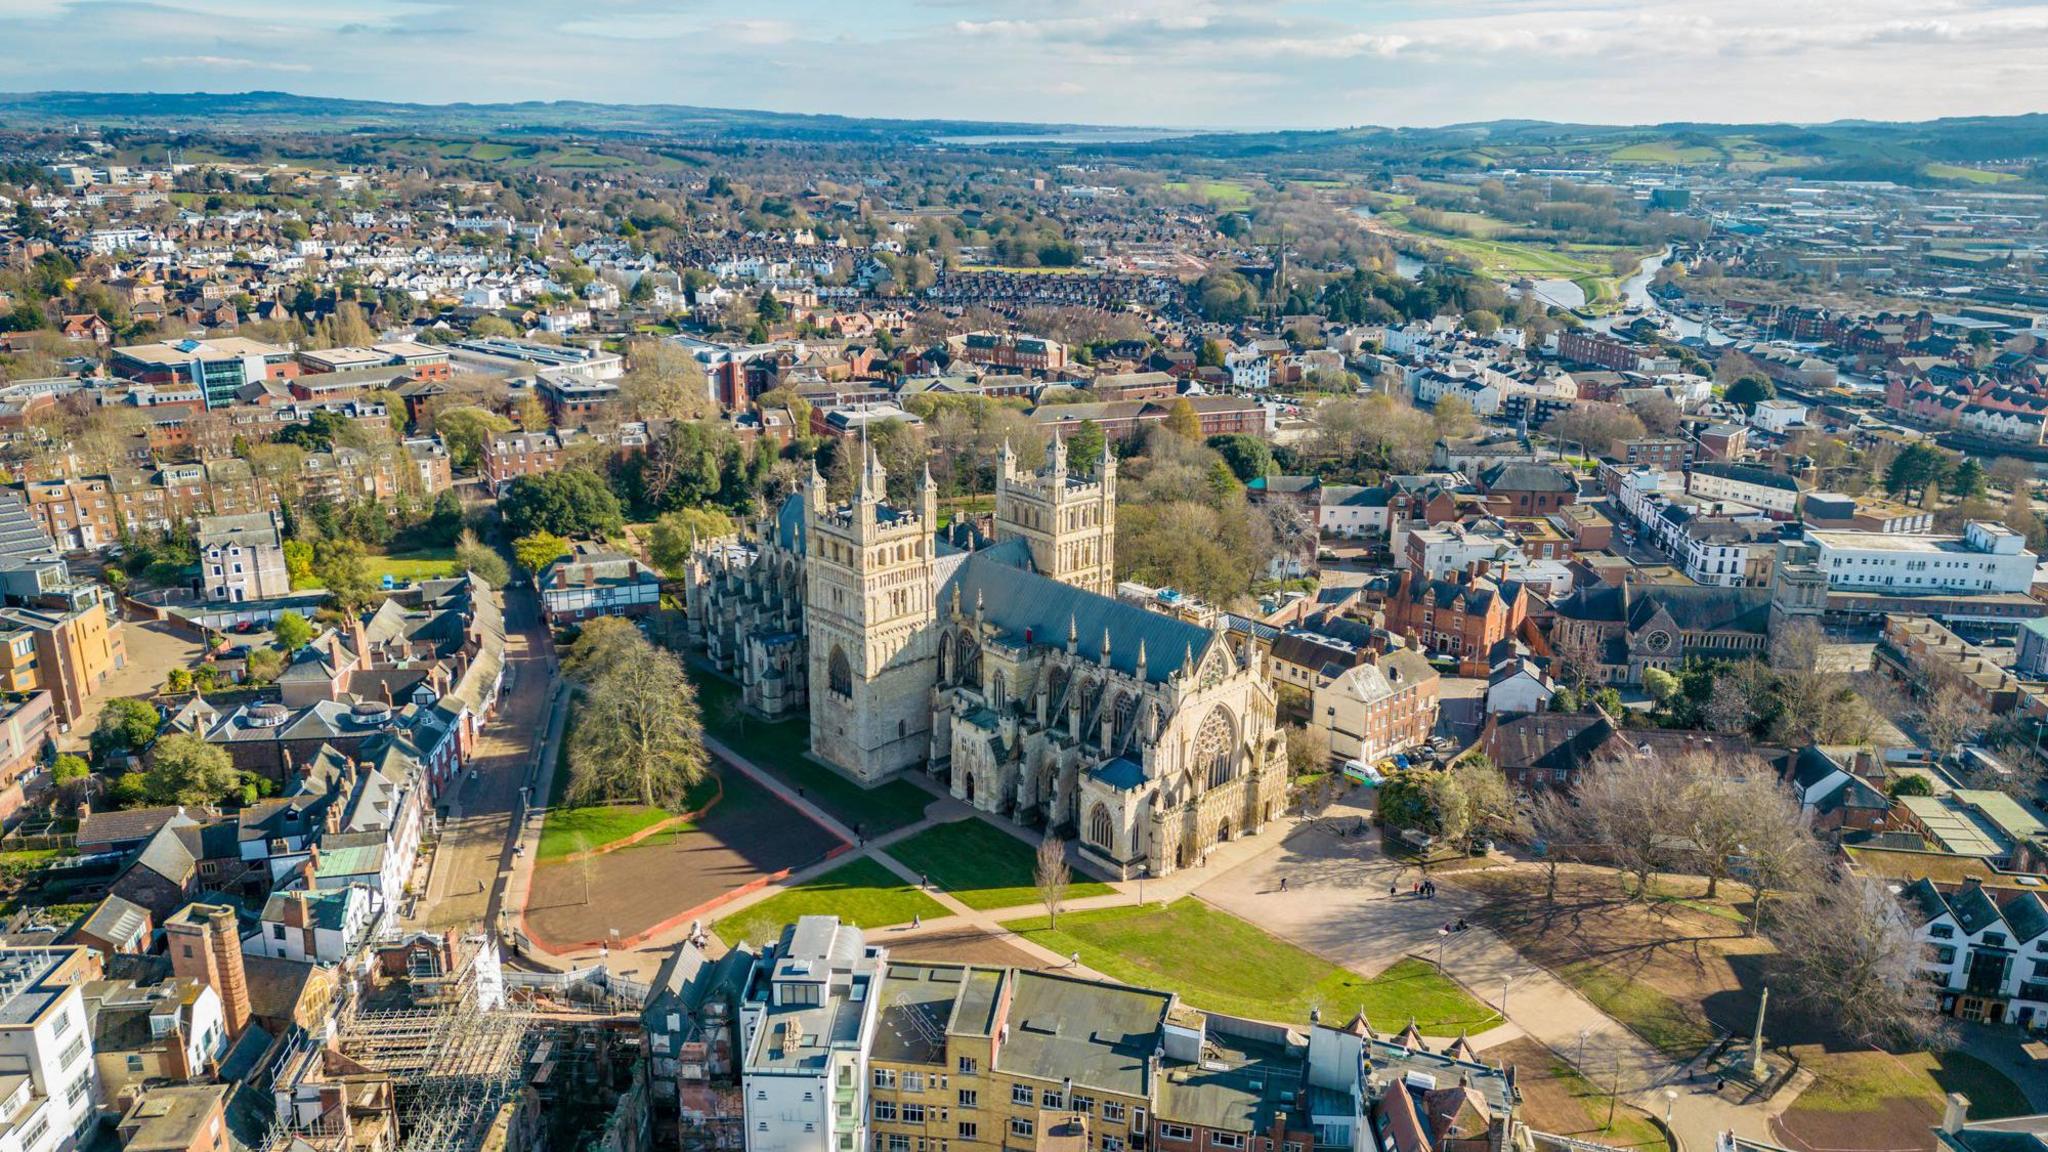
left=0, top=97, right=2046, bottom=1152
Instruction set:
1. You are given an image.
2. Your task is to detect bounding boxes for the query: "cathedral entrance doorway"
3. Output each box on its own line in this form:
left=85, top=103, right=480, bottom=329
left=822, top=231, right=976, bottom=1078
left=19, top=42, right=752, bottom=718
left=1217, top=819, right=1233, bottom=843
left=964, top=775, right=977, bottom=806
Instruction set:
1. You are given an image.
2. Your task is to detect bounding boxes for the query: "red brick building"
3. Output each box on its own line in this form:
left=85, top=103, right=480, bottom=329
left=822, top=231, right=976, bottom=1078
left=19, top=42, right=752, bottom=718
left=1381, top=564, right=1529, bottom=676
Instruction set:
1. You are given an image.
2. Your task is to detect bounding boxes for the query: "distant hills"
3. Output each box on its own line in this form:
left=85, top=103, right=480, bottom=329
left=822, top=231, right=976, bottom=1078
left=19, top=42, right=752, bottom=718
left=3, top=91, right=2048, bottom=181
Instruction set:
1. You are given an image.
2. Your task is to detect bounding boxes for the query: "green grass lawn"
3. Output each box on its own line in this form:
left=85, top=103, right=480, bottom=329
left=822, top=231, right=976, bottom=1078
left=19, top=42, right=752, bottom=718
left=536, top=805, right=674, bottom=863
left=1557, top=960, right=1715, bottom=1057
left=1162, top=178, right=1255, bottom=206
left=1004, top=899, right=1499, bottom=1031
left=1791, top=1048, right=2027, bottom=1117
left=369, top=548, right=460, bottom=584
left=883, top=819, right=1115, bottom=911
left=690, top=668, right=932, bottom=835
left=1610, top=141, right=1723, bottom=165
left=1926, top=163, right=2020, bottom=184
left=713, top=857, right=950, bottom=946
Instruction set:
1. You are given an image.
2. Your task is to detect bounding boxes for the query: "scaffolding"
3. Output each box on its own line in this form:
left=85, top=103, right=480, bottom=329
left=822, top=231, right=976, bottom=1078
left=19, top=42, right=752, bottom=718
left=268, top=944, right=540, bottom=1152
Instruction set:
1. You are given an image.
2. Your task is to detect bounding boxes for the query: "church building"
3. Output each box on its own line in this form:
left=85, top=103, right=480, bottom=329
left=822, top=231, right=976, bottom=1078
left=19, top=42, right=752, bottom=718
left=686, top=438, right=1289, bottom=876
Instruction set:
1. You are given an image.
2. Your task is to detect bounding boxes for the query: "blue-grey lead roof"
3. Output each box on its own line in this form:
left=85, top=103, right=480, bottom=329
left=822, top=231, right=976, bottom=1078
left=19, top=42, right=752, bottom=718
left=942, top=549, right=1216, bottom=685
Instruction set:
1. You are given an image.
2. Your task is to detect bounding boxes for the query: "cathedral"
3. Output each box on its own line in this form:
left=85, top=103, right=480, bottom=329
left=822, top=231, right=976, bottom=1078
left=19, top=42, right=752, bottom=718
left=685, top=439, right=1289, bottom=877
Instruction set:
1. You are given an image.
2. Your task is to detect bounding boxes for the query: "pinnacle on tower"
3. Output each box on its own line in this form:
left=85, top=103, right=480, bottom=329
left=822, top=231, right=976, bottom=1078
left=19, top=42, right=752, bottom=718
left=1067, top=613, right=1079, bottom=654
left=1101, top=627, right=1113, bottom=665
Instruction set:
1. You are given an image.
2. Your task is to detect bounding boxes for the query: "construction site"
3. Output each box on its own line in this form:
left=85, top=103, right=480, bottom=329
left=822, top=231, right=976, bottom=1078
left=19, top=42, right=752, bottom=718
left=254, top=933, right=650, bottom=1152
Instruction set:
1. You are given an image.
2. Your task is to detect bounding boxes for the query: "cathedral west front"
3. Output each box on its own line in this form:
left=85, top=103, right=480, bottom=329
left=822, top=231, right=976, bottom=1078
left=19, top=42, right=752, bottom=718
left=686, top=438, right=1288, bottom=877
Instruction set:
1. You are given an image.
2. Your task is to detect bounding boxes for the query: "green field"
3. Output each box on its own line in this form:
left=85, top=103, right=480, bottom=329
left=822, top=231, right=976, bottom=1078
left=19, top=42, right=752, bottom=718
left=1790, top=1048, right=2025, bottom=1117
left=1610, top=141, right=1723, bottom=165
left=1162, top=178, right=1256, bottom=206
left=1004, top=899, right=1499, bottom=1031
left=691, top=669, right=932, bottom=835
left=1926, top=163, right=2020, bottom=184
left=883, top=818, right=1115, bottom=911
left=713, top=857, right=950, bottom=946
left=1557, top=960, right=1715, bottom=1057
left=537, top=805, right=673, bottom=863
left=369, top=548, right=461, bottom=583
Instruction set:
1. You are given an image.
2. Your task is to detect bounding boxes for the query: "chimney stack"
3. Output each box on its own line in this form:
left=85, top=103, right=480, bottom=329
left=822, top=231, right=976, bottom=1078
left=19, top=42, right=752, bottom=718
left=168, top=904, right=251, bottom=1040
left=1942, top=1093, right=1970, bottom=1135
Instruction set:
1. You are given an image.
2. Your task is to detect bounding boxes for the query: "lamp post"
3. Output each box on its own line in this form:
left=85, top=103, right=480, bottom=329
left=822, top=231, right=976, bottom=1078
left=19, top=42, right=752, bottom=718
left=1500, top=969, right=1532, bottom=1019
left=1664, top=1088, right=1678, bottom=1125
left=1137, top=864, right=1149, bottom=907
left=1576, top=1027, right=1590, bottom=1067
left=1435, top=925, right=1450, bottom=972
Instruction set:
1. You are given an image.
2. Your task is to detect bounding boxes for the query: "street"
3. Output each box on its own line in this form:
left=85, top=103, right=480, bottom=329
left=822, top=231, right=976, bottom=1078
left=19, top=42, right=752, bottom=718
left=406, top=580, right=556, bottom=937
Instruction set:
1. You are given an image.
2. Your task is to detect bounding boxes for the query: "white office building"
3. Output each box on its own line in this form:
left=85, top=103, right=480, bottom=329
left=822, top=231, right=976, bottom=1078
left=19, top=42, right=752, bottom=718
left=1807, top=520, right=2037, bottom=595
left=0, top=948, right=98, bottom=1152
left=741, top=917, right=885, bottom=1152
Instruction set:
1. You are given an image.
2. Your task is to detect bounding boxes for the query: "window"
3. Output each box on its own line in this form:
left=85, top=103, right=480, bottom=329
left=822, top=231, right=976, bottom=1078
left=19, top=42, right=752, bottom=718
left=1102, top=1102, right=1126, bottom=1123
left=125, top=1055, right=144, bottom=1073
left=51, top=1009, right=71, bottom=1039
left=957, top=1090, right=977, bottom=1109
left=958, top=1057, right=978, bottom=1075
left=17, top=1117, right=46, bottom=1151
left=1010, top=1120, right=1035, bottom=1139
left=1072, top=1095, right=1095, bottom=1116
left=1103, top=1139, right=1124, bottom=1152
left=1042, top=1089, right=1064, bottom=1109
left=1931, top=923, right=1955, bottom=939
left=59, top=1035, right=84, bottom=1070
left=889, top=1139, right=909, bottom=1152
left=1158, top=1124, right=1193, bottom=1142
left=272, top=924, right=287, bottom=940
left=1987, top=933, right=2010, bottom=948
left=905, top=1071, right=925, bottom=1092
left=1212, top=1134, right=1244, bottom=1149
left=958, top=1124, right=978, bottom=1140
left=904, top=1105, right=926, bottom=1123
left=875, top=1069, right=898, bottom=1089
left=1013, top=1085, right=1034, bottom=1106
left=874, top=1101, right=898, bottom=1123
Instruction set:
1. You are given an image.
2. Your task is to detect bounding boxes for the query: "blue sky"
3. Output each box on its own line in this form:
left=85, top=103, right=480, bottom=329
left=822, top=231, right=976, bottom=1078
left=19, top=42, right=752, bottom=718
left=4, top=0, right=2048, bottom=128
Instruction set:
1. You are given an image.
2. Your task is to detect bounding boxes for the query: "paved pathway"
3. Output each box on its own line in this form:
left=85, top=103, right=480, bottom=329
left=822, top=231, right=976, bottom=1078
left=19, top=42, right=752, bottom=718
left=406, top=582, right=557, bottom=936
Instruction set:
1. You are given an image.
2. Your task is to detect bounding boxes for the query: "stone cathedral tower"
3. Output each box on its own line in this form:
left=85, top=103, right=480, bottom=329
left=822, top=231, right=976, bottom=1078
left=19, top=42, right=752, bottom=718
left=992, top=436, right=1118, bottom=595
left=804, top=446, right=938, bottom=784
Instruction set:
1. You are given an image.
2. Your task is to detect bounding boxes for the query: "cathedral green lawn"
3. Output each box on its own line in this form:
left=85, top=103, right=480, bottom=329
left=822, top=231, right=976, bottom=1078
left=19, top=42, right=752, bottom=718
left=536, top=805, right=673, bottom=863
left=883, top=818, right=1115, bottom=911
left=690, top=668, right=933, bottom=835
left=713, top=857, right=950, bottom=947
left=1004, top=899, right=1499, bottom=1032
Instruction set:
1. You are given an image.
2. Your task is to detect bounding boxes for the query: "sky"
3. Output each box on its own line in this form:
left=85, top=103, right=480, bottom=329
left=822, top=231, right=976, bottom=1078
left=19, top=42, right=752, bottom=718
left=5, top=0, right=2048, bottom=129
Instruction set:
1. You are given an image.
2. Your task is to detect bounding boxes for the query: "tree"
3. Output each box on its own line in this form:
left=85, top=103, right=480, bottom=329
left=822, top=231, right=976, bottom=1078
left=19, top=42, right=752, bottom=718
left=273, top=610, right=315, bottom=653
left=1889, top=773, right=1935, bottom=798
left=1162, top=398, right=1202, bottom=440
left=1376, top=766, right=1469, bottom=845
left=1285, top=724, right=1330, bottom=778
left=1775, top=875, right=1947, bottom=1046
left=564, top=617, right=645, bottom=684
left=1885, top=442, right=1952, bottom=504
left=1197, top=339, right=1228, bottom=369
left=313, top=539, right=377, bottom=614
left=432, top=406, right=514, bottom=472
left=1035, top=835, right=1072, bottom=929
left=246, top=647, right=284, bottom=683
left=144, top=734, right=238, bottom=807
left=513, top=531, right=570, bottom=578
left=164, top=667, right=192, bottom=694
left=1207, top=434, right=1274, bottom=483
left=1575, top=752, right=1681, bottom=899
left=567, top=638, right=708, bottom=809
left=1641, top=666, right=1680, bottom=706
left=617, top=339, right=716, bottom=424
left=647, top=510, right=734, bottom=574
left=450, top=528, right=507, bottom=587
left=470, top=315, right=518, bottom=339
left=51, top=755, right=87, bottom=786
left=1724, top=373, right=1775, bottom=410
left=1064, top=420, right=1107, bottom=471
left=1447, top=754, right=1514, bottom=845
left=1547, top=402, right=1645, bottom=459
left=1951, top=458, right=1986, bottom=500
left=501, top=469, right=624, bottom=539
left=1431, top=394, right=1477, bottom=440
left=282, top=539, right=316, bottom=589
left=1918, top=662, right=1983, bottom=759
left=1462, top=309, right=1501, bottom=336
left=93, top=698, right=160, bottom=759
left=1525, top=788, right=1588, bottom=903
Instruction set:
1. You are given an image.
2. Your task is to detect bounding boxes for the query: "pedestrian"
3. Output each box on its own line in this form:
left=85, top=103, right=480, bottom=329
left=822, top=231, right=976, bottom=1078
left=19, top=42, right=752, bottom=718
left=1279, top=876, right=1288, bottom=892
left=912, top=914, right=921, bottom=929
left=1714, top=1077, right=1725, bottom=1093
left=1412, top=881, right=1420, bottom=895
left=1389, top=883, right=1398, bottom=898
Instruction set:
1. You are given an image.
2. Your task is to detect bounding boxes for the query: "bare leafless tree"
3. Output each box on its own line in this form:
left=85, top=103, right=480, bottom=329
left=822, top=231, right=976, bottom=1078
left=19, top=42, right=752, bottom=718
left=1035, top=835, right=1072, bottom=929
left=1574, top=752, right=1682, bottom=900
left=1773, top=875, right=1947, bottom=1047
left=1525, top=787, right=1590, bottom=903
